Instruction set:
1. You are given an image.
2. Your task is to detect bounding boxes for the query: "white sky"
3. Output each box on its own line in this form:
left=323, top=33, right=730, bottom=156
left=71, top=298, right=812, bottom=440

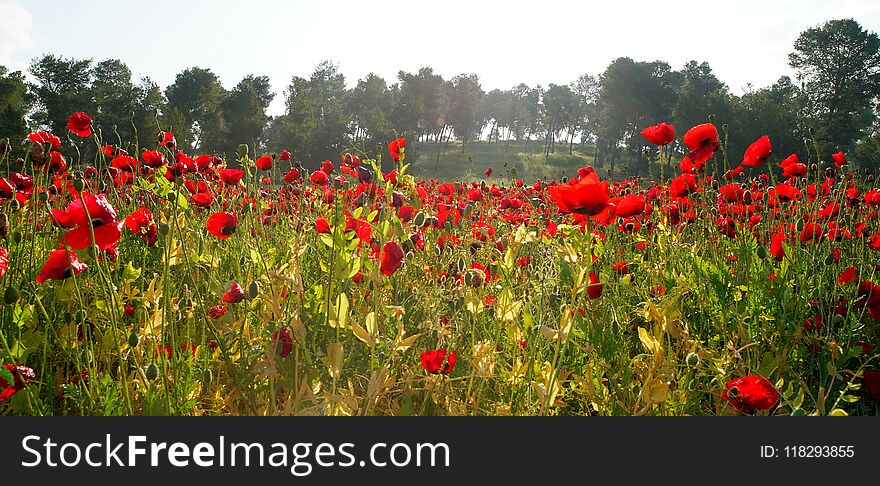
left=2, top=0, right=880, bottom=117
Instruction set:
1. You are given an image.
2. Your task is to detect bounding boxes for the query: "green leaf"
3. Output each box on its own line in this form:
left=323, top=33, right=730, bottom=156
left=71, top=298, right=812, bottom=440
left=328, top=293, right=350, bottom=329
left=0, top=366, right=14, bottom=386
left=122, top=261, right=142, bottom=282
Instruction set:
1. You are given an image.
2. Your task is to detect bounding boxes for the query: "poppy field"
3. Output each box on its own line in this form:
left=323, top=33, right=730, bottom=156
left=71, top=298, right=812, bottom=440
left=1, top=112, right=880, bottom=416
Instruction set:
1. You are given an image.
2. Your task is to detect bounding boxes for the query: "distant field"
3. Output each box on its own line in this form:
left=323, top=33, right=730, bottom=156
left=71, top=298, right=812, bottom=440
left=403, top=140, right=597, bottom=182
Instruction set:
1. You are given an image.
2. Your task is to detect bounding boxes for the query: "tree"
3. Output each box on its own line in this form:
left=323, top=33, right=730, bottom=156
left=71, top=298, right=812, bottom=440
left=165, top=67, right=228, bottom=151
left=0, top=66, right=30, bottom=148
left=27, top=54, right=94, bottom=136
left=445, top=74, right=484, bottom=152
left=221, top=75, right=274, bottom=153
left=346, top=73, right=396, bottom=151
left=91, top=59, right=139, bottom=145
left=789, top=19, right=880, bottom=154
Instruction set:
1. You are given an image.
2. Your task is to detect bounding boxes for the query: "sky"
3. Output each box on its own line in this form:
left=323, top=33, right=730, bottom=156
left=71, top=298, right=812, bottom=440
left=2, top=0, right=880, bottom=117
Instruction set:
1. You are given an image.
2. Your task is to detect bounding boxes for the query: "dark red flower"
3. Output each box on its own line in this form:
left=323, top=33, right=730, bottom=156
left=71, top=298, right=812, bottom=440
left=321, top=160, right=335, bottom=175
left=863, top=371, right=880, bottom=400
left=388, top=137, right=406, bottom=162
left=125, top=207, right=158, bottom=246
left=839, top=266, right=858, bottom=284
left=722, top=375, right=779, bottom=413
left=741, top=136, right=772, bottom=167
left=614, top=194, right=645, bottom=218
left=587, top=272, right=603, bottom=299
left=223, top=282, right=245, bottom=303
left=284, top=167, right=301, bottom=183
left=272, top=328, right=294, bottom=358
left=206, top=212, right=238, bottom=239
left=420, top=348, right=456, bottom=374
left=832, top=151, right=847, bottom=169
left=256, top=155, right=273, bottom=171
left=484, top=167, right=493, bottom=177
left=208, top=305, right=228, bottom=320
left=279, top=150, right=291, bottom=161
left=380, top=241, right=405, bottom=276
left=548, top=172, right=610, bottom=215
left=191, top=192, right=215, bottom=208
left=36, top=249, right=87, bottom=284
left=0, top=364, right=36, bottom=402
left=67, top=112, right=93, bottom=137
left=640, top=122, right=675, bottom=145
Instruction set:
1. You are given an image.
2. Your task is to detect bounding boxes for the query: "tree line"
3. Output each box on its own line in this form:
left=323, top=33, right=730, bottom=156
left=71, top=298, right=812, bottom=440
left=1, top=18, right=878, bottom=175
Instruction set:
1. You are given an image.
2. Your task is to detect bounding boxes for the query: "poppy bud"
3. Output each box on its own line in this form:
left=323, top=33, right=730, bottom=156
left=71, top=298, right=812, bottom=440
left=10, top=200, right=19, bottom=210
left=86, top=244, right=99, bottom=258
left=38, top=191, right=49, bottom=202
left=710, top=180, right=719, bottom=190
left=430, top=216, right=439, bottom=227
left=248, top=281, right=259, bottom=299
left=832, top=314, right=844, bottom=326
left=72, top=179, right=85, bottom=192
left=790, top=408, right=805, bottom=416
left=869, top=175, right=875, bottom=183
left=158, top=223, right=170, bottom=235
left=202, top=369, right=213, bottom=385
left=825, top=168, right=834, bottom=178
left=796, top=219, right=805, bottom=232
left=742, top=190, right=752, bottom=205
left=3, top=286, right=20, bottom=305
left=810, top=163, right=818, bottom=172
left=145, top=363, right=158, bottom=381
left=824, top=254, right=835, bottom=265
left=727, top=385, right=739, bottom=398
left=756, top=246, right=767, bottom=260
left=456, top=258, right=466, bottom=273
left=12, top=231, right=21, bottom=244
left=686, top=352, right=700, bottom=367
left=76, top=310, right=87, bottom=323
left=548, top=292, right=560, bottom=306
left=414, top=211, right=425, bottom=227
left=128, top=331, right=139, bottom=348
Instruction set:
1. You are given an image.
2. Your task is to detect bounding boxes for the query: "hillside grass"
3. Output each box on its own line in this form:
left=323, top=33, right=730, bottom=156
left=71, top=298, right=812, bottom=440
left=404, top=140, right=597, bottom=182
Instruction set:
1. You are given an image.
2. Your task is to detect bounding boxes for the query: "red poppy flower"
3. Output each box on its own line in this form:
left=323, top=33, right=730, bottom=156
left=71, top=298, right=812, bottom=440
left=614, top=194, right=645, bottom=218
left=832, top=151, right=847, bottom=169
left=548, top=172, right=610, bottom=215
left=484, top=167, right=493, bottom=177
left=315, top=218, right=331, bottom=234
left=208, top=305, right=228, bottom=320
left=587, top=272, right=603, bottom=299
left=310, top=170, right=329, bottom=186
left=741, top=136, right=772, bottom=167
left=722, top=375, right=779, bottom=413
left=284, top=167, right=301, bottom=183
left=321, top=160, right=335, bottom=175
left=191, top=192, right=215, bottom=208
left=52, top=193, right=117, bottom=228
left=159, top=131, right=176, bottom=148
left=420, top=348, right=456, bottom=374
left=613, top=261, right=631, bottom=275
left=157, top=344, right=198, bottom=359
left=682, top=123, right=719, bottom=152
left=380, top=241, right=405, bottom=276
left=67, top=112, right=93, bottom=137
left=223, top=282, right=245, bottom=303
left=142, top=150, right=166, bottom=168
left=839, top=266, right=858, bottom=284
left=36, top=249, right=87, bottom=284
left=279, top=150, right=291, bottom=161
left=48, top=151, right=67, bottom=173
left=0, top=364, right=36, bottom=402
left=272, top=328, right=293, bottom=358
left=125, top=207, right=158, bottom=246
left=206, top=212, right=238, bottom=239
left=219, top=168, right=244, bottom=186
left=388, top=137, right=406, bottom=162
left=62, top=221, right=124, bottom=251
left=640, top=122, right=675, bottom=145
left=256, top=155, right=273, bottom=171
left=669, top=173, right=696, bottom=198
left=864, top=371, right=880, bottom=400
left=0, top=248, right=8, bottom=280
left=28, top=131, right=61, bottom=150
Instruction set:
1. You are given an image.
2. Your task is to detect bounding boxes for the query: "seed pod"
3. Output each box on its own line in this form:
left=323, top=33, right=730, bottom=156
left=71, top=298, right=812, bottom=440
left=12, top=231, right=22, bottom=244
left=38, top=191, right=49, bottom=202
left=248, top=281, right=259, bottom=299
left=796, top=219, right=805, bottom=232
left=790, top=408, right=805, bottom=416
left=3, top=286, right=20, bottom=305
left=128, top=331, right=140, bottom=348
left=72, top=179, right=85, bottom=192
left=756, top=246, right=767, bottom=260
left=686, top=352, right=700, bottom=368
left=75, top=309, right=87, bottom=323
left=145, top=363, right=158, bottom=381
left=413, top=211, right=425, bottom=227
left=158, top=223, right=170, bottom=236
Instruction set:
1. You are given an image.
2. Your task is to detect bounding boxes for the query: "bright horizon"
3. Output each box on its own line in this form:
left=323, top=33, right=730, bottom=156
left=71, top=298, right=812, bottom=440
left=2, top=0, right=880, bottom=117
